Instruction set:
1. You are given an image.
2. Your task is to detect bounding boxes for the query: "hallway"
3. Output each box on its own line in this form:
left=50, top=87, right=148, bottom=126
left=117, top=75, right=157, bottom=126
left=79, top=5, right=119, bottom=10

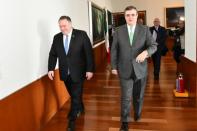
left=42, top=52, right=197, bottom=131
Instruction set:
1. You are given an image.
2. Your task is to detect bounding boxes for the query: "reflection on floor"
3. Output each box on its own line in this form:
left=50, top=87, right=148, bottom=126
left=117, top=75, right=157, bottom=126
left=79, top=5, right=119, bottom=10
left=42, top=52, right=197, bottom=131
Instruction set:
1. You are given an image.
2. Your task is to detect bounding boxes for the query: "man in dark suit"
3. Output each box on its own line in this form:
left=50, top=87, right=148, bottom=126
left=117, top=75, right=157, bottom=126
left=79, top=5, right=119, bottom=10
left=111, top=6, right=157, bottom=131
left=48, top=16, right=94, bottom=131
left=150, top=18, right=167, bottom=80
left=172, top=20, right=185, bottom=63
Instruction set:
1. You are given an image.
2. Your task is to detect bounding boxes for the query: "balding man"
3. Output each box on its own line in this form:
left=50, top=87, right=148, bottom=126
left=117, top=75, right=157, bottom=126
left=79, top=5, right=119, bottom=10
left=150, top=18, right=167, bottom=80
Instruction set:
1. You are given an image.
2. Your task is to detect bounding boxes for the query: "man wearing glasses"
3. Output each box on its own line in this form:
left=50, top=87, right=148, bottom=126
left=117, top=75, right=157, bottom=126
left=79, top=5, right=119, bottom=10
left=111, top=6, right=157, bottom=131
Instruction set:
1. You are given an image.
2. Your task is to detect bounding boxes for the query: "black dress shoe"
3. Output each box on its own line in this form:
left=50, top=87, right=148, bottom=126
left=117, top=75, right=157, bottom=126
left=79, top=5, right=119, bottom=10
left=67, top=120, right=75, bottom=131
left=77, top=110, right=85, bottom=117
left=120, top=122, right=128, bottom=131
left=67, top=110, right=85, bottom=119
left=154, top=75, right=159, bottom=80
left=134, top=114, right=141, bottom=122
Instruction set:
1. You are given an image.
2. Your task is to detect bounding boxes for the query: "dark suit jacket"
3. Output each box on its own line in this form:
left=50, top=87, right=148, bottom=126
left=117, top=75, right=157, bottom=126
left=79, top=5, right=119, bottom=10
left=48, top=29, right=94, bottom=82
left=111, top=24, right=157, bottom=79
left=150, top=26, right=167, bottom=53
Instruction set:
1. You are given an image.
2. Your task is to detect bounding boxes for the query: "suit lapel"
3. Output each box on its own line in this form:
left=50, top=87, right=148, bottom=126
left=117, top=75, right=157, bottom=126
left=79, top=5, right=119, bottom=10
left=59, top=33, right=66, bottom=55
left=122, top=25, right=131, bottom=46
left=123, top=24, right=140, bottom=47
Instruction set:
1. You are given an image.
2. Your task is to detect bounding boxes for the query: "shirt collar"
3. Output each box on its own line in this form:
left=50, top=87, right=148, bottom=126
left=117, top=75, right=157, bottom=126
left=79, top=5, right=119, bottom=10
left=68, top=28, right=73, bottom=37
left=127, top=24, right=136, bottom=33
left=154, top=26, right=159, bottom=30
left=63, top=28, right=73, bottom=37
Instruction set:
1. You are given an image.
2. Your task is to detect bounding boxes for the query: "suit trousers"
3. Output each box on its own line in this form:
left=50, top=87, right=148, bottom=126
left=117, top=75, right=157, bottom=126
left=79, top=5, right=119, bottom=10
left=152, top=51, right=162, bottom=76
left=120, top=67, right=147, bottom=122
left=64, top=75, right=84, bottom=121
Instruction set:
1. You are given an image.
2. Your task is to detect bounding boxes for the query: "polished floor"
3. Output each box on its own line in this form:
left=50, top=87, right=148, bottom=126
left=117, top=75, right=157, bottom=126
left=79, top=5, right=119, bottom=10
left=42, top=51, right=197, bottom=131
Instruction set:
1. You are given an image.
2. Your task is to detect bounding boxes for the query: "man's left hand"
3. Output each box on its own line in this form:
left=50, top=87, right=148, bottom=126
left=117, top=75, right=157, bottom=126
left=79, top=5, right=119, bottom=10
left=136, top=50, right=148, bottom=63
left=86, top=72, right=93, bottom=80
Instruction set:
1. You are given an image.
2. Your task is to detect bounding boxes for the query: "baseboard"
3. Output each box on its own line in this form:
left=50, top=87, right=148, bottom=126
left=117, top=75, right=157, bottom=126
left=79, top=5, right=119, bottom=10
left=178, top=56, right=196, bottom=98
left=0, top=44, right=107, bottom=131
left=0, top=70, right=69, bottom=131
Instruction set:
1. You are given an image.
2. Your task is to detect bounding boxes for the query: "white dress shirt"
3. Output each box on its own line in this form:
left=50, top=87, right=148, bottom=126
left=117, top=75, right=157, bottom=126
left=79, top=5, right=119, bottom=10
left=127, top=24, right=136, bottom=35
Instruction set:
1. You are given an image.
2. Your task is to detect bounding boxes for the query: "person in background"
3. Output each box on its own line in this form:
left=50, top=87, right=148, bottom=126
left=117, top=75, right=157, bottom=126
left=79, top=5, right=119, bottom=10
left=173, top=20, right=185, bottom=63
left=111, top=5, right=157, bottom=131
left=150, top=18, right=167, bottom=80
left=137, top=18, right=144, bottom=25
left=48, top=16, right=94, bottom=131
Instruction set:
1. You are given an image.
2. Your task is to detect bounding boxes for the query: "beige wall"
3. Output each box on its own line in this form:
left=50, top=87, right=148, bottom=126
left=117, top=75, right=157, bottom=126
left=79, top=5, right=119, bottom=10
left=90, top=0, right=113, bottom=11
left=185, top=0, right=196, bottom=62
left=0, top=0, right=112, bottom=100
left=111, top=0, right=184, bottom=26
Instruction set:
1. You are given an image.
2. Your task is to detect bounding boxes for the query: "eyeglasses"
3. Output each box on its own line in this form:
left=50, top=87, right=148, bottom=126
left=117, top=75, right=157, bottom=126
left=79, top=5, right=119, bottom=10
left=125, top=14, right=137, bottom=17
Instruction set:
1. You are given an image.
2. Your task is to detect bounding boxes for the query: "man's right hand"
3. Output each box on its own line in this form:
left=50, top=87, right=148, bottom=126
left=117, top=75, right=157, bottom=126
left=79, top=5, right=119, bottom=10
left=111, top=69, right=118, bottom=75
left=48, top=71, right=54, bottom=80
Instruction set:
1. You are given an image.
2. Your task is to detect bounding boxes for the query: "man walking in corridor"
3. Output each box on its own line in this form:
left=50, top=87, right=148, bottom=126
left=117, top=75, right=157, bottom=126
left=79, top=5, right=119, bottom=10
left=111, top=6, right=157, bottom=131
left=48, top=16, right=94, bottom=131
left=150, top=18, right=167, bottom=80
